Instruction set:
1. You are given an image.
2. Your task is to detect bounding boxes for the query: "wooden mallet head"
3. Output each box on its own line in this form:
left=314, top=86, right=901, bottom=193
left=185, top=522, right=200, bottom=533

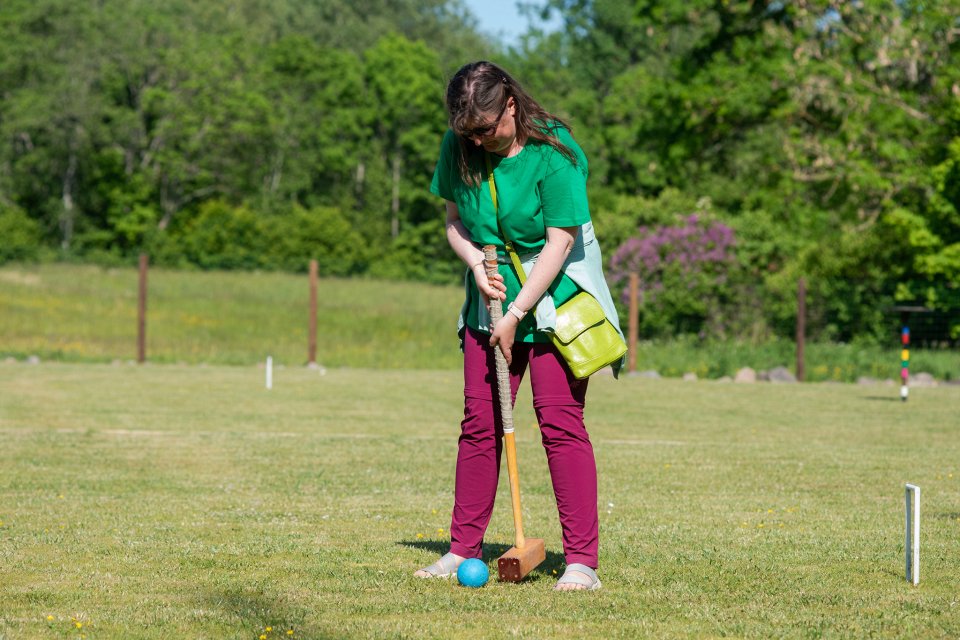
left=497, top=537, right=546, bottom=582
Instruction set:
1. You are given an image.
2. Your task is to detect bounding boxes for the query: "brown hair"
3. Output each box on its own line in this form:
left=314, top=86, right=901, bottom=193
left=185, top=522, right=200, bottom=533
left=445, top=61, right=576, bottom=186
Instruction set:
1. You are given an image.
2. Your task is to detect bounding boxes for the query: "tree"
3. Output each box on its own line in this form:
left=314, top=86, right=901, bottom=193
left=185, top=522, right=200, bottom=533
left=364, top=34, right=447, bottom=238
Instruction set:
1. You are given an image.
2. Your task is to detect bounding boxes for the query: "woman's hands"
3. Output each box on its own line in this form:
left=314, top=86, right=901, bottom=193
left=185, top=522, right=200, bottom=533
left=472, top=262, right=517, bottom=364
left=472, top=261, right=506, bottom=305
left=489, top=313, right=519, bottom=365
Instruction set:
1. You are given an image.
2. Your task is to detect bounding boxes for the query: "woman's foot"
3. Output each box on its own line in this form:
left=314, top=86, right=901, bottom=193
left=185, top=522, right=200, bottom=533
left=413, top=552, right=466, bottom=578
left=554, top=563, right=602, bottom=591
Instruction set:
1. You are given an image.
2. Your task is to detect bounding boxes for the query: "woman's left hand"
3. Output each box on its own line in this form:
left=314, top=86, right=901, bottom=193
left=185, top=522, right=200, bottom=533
left=489, top=314, right=519, bottom=365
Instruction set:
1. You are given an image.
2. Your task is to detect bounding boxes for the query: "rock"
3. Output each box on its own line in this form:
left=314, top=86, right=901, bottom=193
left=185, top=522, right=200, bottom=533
left=857, top=376, right=877, bottom=385
left=307, top=362, right=328, bottom=375
left=682, top=372, right=698, bottom=382
left=735, top=367, right=756, bottom=383
left=26, top=355, right=40, bottom=365
left=911, top=372, right=937, bottom=387
left=2, top=357, right=16, bottom=364
left=768, top=366, right=797, bottom=383
left=629, top=370, right=661, bottom=379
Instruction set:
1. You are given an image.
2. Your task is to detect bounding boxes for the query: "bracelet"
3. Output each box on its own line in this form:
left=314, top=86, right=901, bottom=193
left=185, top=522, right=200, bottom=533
left=507, top=302, right=527, bottom=321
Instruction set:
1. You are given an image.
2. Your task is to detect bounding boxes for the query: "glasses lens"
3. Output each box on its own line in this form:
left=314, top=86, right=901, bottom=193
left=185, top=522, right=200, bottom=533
left=464, top=103, right=506, bottom=138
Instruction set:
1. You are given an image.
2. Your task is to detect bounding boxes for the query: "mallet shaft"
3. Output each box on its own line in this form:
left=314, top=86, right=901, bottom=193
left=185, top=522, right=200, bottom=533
left=483, top=245, right=525, bottom=549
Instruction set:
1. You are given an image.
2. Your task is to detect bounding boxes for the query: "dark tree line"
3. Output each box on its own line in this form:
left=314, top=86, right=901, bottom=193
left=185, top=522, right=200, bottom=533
left=1, top=1, right=958, bottom=342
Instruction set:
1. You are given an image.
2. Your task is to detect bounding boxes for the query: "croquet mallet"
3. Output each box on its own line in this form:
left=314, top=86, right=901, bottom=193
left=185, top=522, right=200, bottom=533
left=483, top=245, right=546, bottom=582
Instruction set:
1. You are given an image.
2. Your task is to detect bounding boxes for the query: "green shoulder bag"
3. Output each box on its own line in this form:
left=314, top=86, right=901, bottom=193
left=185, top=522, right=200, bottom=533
left=486, top=155, right=627, bottom=379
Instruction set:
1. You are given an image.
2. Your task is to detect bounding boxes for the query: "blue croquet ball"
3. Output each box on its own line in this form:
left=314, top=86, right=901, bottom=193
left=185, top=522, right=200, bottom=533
left=457, top=558, right=489, bottom=588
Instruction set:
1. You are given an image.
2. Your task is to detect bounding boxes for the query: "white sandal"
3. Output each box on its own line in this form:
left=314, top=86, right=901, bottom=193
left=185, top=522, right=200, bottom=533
left=413, top=552, right=464, bottom=578
left=554, top=563, right=602, bottom=591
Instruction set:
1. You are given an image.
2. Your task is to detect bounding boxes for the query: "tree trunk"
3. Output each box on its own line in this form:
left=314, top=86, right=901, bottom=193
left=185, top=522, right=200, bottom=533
left=355, top=161, right=365, bottom=195
left=391, top=152, right=401, bottom=239
left=60, top=151, right=78, bottom=250
left=269, top=150, right=284, bottom=193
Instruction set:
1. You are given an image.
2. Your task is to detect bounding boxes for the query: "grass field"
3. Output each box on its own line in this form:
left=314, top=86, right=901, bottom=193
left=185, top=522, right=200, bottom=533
left=0, top=263, right=465, bottom=369
left=1, top=263, right=958, bottom=381
left=2, top=361, right=959, bottom=639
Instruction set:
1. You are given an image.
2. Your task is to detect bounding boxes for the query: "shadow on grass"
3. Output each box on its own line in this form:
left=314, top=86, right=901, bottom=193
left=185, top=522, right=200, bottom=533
left=397, top=539, right=566, bottom=580
left=934, top=511, right=960, bottom=521
left=202, top=587, right=340, bottom=640
left=862, top=396, right=901, bottom=402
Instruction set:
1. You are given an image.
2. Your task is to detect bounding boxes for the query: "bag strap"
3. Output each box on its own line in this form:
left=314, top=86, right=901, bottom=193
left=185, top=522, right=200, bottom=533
left=485, top=153, right=527, bottom=286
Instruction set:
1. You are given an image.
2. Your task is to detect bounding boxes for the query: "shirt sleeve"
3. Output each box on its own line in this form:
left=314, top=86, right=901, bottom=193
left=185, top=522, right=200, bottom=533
left=430, top=130, right=458, bottom=201
left=539, top=127, right=591, bottom=228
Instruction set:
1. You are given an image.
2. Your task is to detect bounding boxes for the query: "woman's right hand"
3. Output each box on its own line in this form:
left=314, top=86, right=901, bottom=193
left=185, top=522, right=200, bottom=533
left=472, top=262, right=506, bottom=304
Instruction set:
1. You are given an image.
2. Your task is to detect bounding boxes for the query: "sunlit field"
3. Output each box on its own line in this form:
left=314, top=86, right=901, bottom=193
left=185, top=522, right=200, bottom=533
left=2, top=362, right=958, bottom=638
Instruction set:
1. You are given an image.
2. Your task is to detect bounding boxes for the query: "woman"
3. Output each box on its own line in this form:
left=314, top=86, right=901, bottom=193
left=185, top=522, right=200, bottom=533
left=414, top=61, right=624, bottom=591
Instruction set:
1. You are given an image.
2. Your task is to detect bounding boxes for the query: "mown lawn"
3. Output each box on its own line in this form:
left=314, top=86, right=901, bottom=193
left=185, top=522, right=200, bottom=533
left=1, top=362, right=958, bottom=639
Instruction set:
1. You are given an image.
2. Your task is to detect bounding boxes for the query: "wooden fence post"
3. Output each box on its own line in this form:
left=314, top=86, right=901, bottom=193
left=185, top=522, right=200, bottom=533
left=138, top=253, right=148, bottom=364
left=308, top=259, right=318, bottom=365
left=796, top=277, right=806, bottom=381
left=628, top=272, right=639, bottom=373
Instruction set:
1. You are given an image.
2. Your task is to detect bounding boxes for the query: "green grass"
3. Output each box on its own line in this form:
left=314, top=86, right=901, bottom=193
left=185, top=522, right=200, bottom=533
left=2, top=263, right=957, bottom=382
left=1, top=362, right=959, bottom=638
left=0, top=263, right=465, bottom=369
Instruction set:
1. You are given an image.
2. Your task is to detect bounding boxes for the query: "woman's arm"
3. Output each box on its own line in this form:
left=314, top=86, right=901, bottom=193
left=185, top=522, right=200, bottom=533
left=490, top=225, right=579, bottom=364
left=444, top=200, right=506, bottom=303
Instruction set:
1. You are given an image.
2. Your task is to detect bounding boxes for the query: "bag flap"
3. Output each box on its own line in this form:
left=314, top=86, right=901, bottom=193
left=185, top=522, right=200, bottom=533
left=552, top=293, right=607, bottom=344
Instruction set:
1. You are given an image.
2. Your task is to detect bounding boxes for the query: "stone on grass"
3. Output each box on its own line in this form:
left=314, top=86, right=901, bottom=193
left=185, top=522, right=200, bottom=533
left=911, top=372, right=937, bottom=387
left=682, top=372, right=698, bottom=382
left=768, top=366, right=797, bottom=383
left=26, top=355, right=40, bottom=365
left=734, top=367, right=756, bottom=383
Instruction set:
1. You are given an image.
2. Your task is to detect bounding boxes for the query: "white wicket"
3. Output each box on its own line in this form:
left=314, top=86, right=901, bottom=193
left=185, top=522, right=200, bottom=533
left=905, top=483, right=920, bottom=585
left=266, top=355, right=273, bottom=390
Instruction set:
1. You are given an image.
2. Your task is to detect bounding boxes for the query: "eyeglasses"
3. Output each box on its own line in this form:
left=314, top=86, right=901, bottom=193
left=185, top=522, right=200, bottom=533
left=463, top=103, right=508, bottom=139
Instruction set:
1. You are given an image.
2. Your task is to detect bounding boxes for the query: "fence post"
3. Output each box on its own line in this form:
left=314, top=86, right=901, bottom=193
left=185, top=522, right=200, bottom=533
left=138, top=253, right=148, bottom=364
left=628, top=272, right=639, bottom=373
left=796, top=277, right=806, bottom=381
left=308, top=259, right=318, bottom=365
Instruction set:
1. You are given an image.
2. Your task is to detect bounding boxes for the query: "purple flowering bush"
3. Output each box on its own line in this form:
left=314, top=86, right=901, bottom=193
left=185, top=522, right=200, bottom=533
left=609, top=214, right=738, bottom=337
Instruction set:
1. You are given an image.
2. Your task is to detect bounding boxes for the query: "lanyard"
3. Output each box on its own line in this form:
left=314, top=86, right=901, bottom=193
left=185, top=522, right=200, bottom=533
left=484, top=153, right=527, bottom=285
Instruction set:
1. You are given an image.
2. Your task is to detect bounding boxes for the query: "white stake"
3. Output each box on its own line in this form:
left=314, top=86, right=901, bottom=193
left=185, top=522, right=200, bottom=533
left=905, top=484, right=920, bottom=585
left=266, top=356, right=273, bottom=390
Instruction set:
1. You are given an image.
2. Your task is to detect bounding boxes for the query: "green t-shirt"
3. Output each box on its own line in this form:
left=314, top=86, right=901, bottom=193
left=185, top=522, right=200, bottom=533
left=430, top=124, right=591, bottom=342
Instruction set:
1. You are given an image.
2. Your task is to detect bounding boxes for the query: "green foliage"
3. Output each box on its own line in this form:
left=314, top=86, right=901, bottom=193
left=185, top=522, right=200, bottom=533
left=263, top=206, right=367, bottom=276
left=0, top=205, right=41, bottom=263
left=182, top=201, right=267, bottom=270
left=368, top=217, right=463, bottom=285
left=0, top=0, right=957, bottom=346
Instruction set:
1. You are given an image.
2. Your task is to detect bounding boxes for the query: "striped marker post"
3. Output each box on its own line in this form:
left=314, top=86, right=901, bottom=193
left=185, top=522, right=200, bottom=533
left=900, top=326, right=910, bottom=402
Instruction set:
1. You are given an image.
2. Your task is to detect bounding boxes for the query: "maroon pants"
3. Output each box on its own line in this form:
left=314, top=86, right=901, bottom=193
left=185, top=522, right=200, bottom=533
left=449, top=327, right=599, bottom=568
